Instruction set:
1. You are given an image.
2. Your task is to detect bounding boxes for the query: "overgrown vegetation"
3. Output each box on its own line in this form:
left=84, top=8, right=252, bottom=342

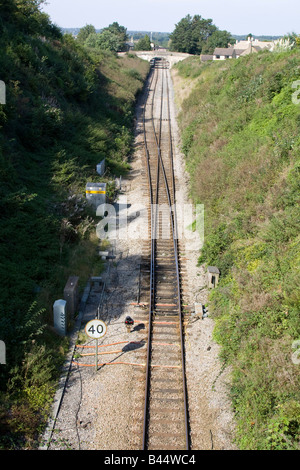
left=174, top=50, right=300, bottom=449
left=0, top=0, right=149, bottom=448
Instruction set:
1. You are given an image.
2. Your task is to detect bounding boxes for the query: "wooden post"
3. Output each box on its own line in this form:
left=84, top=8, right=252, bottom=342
left=95, top=339, right=98, bottom=371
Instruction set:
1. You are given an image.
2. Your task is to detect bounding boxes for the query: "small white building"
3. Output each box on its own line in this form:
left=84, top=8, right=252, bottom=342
left=213, top=47, right=236, bottom=60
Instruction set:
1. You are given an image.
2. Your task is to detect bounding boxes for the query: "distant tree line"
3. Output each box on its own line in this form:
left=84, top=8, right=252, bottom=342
left=169, top=14, right=234, bottom=55
left=76, top=15, right=235, bottom=55
left=76, top=24, right=154, bottom=52
left=63, top=24, right=300, bottom=55
left=129, top=31, right=170, bottom=49
left=77, top=22, right=128, bottom=52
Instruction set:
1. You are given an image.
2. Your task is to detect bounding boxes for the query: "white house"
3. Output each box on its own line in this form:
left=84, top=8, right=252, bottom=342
left=213, top=47, right=236, bottom=60
left=213, top=36, right=276, bottom=60
left=234, top=37, right=274, bottom=52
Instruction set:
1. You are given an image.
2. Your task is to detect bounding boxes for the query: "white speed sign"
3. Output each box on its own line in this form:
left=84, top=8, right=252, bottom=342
left=85, top=319, right=107, bottom=339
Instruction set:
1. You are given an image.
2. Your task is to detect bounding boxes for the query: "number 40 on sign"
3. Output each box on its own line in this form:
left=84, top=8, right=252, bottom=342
left=85, top=319, right=107, bottom=339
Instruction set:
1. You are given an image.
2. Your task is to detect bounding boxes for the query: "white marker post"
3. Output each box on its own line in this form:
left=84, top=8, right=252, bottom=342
left=85, top=319, right=107, bottom=370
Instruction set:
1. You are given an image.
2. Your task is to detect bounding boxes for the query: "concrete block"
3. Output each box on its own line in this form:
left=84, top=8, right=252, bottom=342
left=194, top=303, right=203, bottom=317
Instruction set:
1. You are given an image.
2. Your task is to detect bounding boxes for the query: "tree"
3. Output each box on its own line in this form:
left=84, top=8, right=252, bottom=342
left=0, top=0, right=61, bottom=38
left=85, top=30, right=120, bottom=52
left=77, top=24, right=96, bottom=43
left=190, top=15, right=217, bottom=54
left=169, top=14, right=231, bottom=55
left=169, top=15, right=194, bottom=53
left=135, top=34, right=152, bottom=51
left=84, top=22, right=128, bottom=52
left=102, top=22, right=128, bottom=52
left=202, top=30, right=235, bottom=54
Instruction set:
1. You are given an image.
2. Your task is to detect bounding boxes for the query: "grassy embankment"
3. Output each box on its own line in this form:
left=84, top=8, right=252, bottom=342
left=173, top=50, right=300, bottom=450
left=0, top=5, right=149, bottom=448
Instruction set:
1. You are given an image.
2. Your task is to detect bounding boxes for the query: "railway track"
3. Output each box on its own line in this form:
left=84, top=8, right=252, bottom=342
left=138, top=58, right=190, bottom=451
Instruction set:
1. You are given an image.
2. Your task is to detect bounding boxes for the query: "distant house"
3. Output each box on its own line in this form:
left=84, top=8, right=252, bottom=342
left=234, top=49, right=245, bottom=59
left=125, top=35, right=135, bottom=51
left=213, top=36, right=275, bottom=60
left=213, top=47, right=236, bottom=60
left=234, top=37, right=274, bottom=52
left=125, top=41, right=135, bottom=51
left=238, top=44, right=262, bottom=56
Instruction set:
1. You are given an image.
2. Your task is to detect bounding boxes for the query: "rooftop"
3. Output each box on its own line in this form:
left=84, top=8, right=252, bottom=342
left=214, top=47, right=235, bottom=56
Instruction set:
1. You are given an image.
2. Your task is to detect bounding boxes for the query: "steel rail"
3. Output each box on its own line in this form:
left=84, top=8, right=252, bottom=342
left=141, top=60, right=190, bottom=450
left=165, top=67, right=190, bottom=450
left=142, top=65, right=156, bottom=450
left=142, top=63, right=163, bottom=450
left=153, top=65, right=190, bottom=450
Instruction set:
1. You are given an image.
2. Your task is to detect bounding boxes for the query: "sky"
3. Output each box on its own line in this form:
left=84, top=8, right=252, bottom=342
left=41, top=0, right=300, bottom=36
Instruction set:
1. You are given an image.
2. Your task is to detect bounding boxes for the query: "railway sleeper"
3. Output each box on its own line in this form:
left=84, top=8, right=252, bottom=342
left=154, top=314, right=179, bottom=321
left=150, top=388, right=182, bottom=394
left=147, top=445, right=187, bottom=451
left=154, top=307, right=180, bottom=313
left=155, top=284, right=178, bottom=290
left=153, top=313, right=182, bottom=319
left=152, top=323, right=179, bottom=330
left=155, top=298, right=179, bottom=304
left=154, top=283, right=183, bottom=290
left=149, top=397, right=183, bottom=405
left=149, top=376, right=181, bottom=384
left=149, top=418, right=185, bottom=427
left=151, top=337, right=179, bottom=345
left=149, top=421, right=185, bottom=435
left=154, top=291, right=178, bottom=297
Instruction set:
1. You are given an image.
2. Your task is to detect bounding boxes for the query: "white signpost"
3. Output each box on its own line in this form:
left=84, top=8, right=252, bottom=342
left=85, top=319, right=107, bottom=370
